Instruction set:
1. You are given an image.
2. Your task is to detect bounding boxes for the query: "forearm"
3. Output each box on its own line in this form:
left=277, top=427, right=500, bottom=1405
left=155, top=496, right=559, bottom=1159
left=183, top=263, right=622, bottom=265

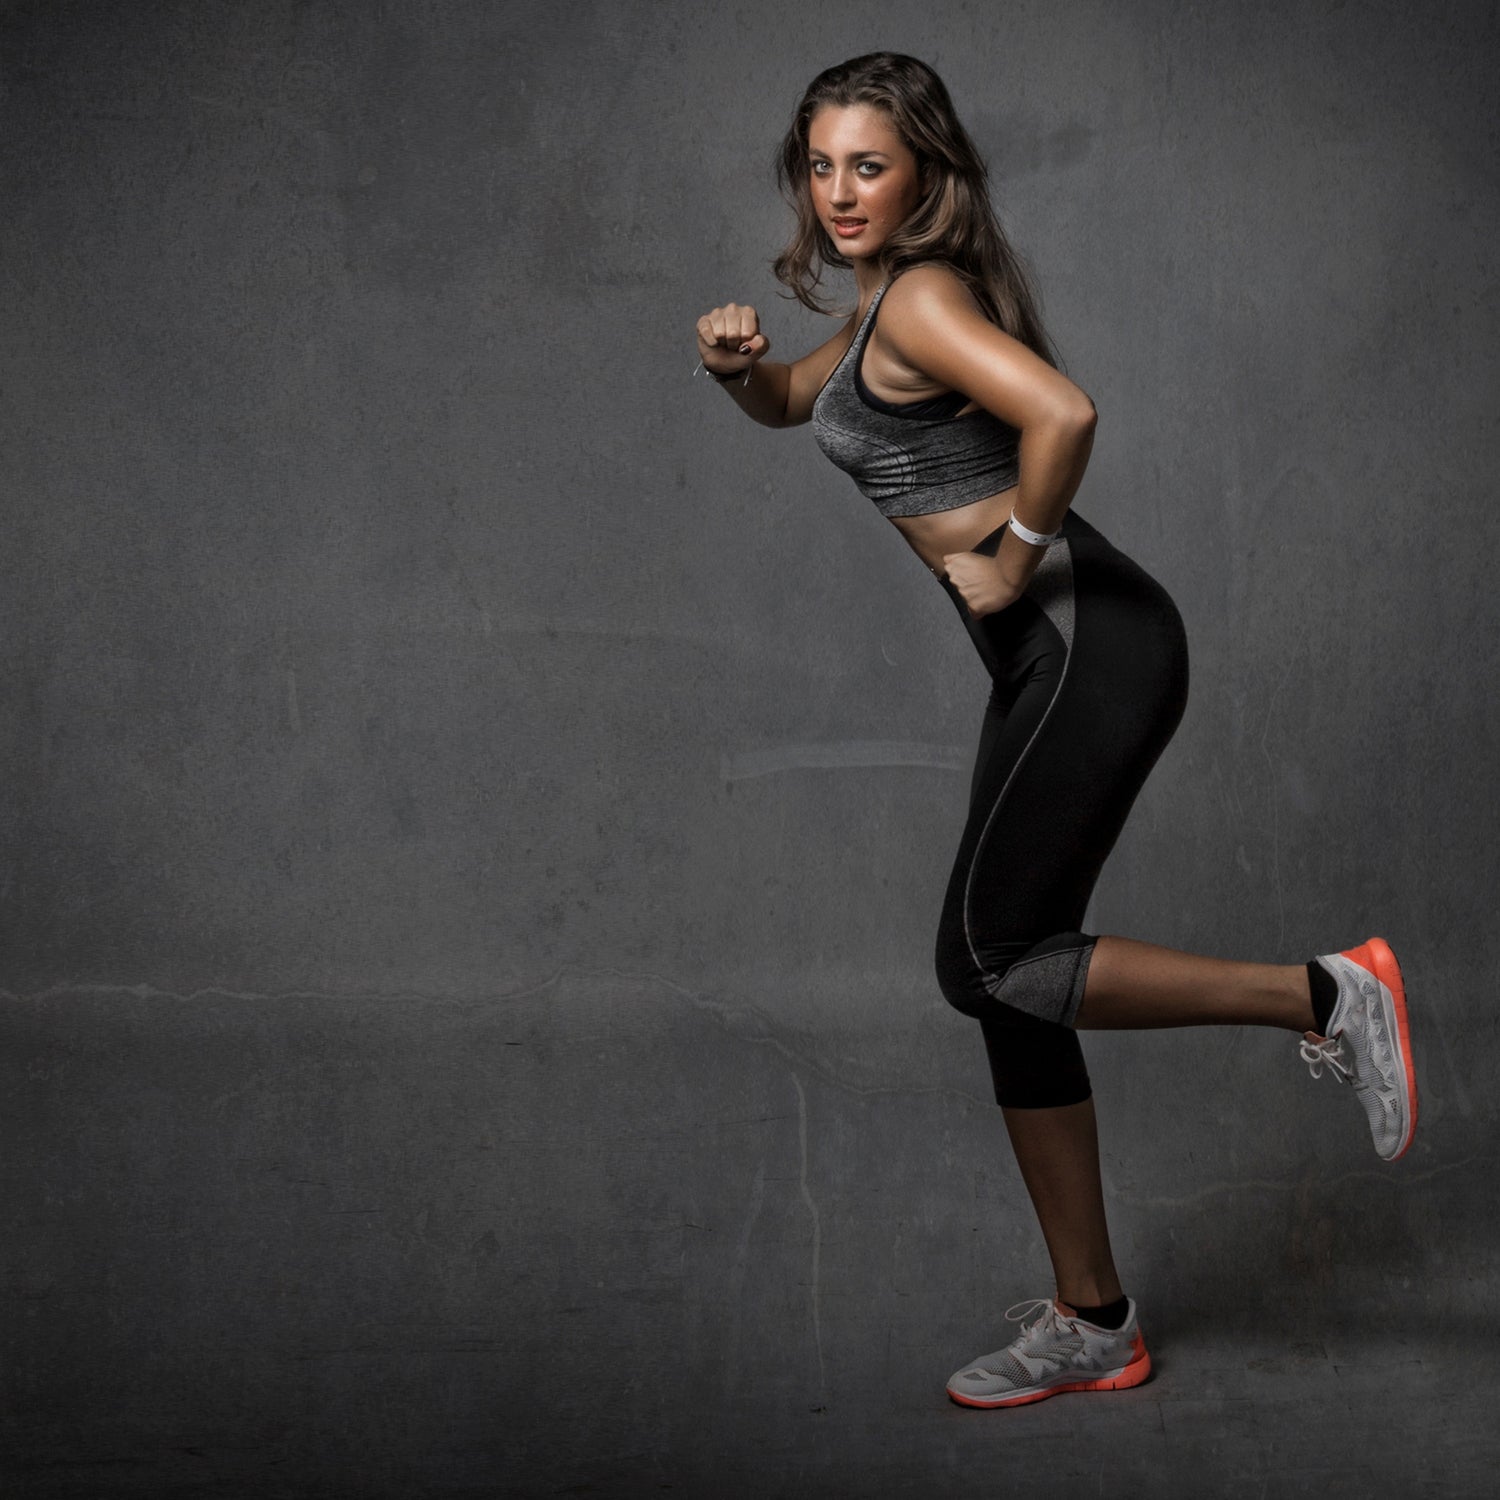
left=994, top=411, right=1097, bottom=591
left=709, top=359, right=792, bottom=429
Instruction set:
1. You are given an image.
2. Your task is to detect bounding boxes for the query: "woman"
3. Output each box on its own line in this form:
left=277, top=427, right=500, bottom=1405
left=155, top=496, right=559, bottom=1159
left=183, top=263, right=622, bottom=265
left=692, top=52, right=1417, bottom=1410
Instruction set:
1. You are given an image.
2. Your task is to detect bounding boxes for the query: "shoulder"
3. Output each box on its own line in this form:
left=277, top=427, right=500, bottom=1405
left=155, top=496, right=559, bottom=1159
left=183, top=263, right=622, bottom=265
left=880, top=262, right=987, bottom=323
left=873, top=262, right=1006, bottom=378
left=874, top=263, right=996, bottom=368
left=868, top=262, right=1086, bottom=427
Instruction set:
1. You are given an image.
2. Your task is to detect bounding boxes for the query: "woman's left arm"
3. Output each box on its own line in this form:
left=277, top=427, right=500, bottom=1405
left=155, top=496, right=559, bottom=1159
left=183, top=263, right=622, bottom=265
left=879, top=267, right=1098, bottom=614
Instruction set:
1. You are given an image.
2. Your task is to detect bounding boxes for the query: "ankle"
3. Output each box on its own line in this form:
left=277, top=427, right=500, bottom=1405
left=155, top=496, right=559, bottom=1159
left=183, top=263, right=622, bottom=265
left=1305, top=957, right=1338, bottom=1035
left=1056, top=1276, right=1124, bottom=1309
left=1059, top=1292, right=1131, bottom=1330
left=1276, top=964, right=1320, bottom=1033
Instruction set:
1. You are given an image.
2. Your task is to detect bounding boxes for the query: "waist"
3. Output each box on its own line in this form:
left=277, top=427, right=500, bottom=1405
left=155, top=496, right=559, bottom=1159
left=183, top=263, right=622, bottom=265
left=900, top=501, right=1106, bottom=578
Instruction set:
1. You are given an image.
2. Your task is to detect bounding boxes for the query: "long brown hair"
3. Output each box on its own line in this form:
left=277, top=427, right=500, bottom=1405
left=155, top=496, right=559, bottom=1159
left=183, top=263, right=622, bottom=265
left=772, top=52, right=1059, bottom=367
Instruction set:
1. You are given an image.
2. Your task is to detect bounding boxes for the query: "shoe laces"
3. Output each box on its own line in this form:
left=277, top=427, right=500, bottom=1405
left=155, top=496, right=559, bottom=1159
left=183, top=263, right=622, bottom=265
left=1300, top=1033, right=1353, bottom=1084
left=1003, top=1297, right=1068, bottom=1346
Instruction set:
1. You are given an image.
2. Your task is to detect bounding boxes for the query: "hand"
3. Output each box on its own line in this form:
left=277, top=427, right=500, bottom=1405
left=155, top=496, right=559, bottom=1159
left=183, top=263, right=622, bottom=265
left=942, top=551, right=1024, bottom=618
left=696, top=301, right=771, bottom=377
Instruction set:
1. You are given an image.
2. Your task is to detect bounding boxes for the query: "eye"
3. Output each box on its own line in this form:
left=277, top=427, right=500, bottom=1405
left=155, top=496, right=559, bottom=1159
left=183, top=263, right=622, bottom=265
left=810, top=161, right=883, bottom=177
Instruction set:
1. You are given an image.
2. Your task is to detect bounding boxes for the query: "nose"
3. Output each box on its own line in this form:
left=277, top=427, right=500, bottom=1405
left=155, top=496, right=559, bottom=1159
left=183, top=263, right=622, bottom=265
left=828, top=169, right=857, bottom=208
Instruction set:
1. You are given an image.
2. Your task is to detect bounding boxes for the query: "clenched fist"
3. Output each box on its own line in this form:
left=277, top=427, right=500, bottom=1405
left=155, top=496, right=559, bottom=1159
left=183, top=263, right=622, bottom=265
left=696, top=301, right=771, bottom=378
left=942, top=551, right=1024, bottom=619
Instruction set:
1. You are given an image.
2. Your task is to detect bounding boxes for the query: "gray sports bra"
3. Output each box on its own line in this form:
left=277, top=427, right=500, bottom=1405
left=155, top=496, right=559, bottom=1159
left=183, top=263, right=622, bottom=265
left=810, top=278, right=1022, bottom=518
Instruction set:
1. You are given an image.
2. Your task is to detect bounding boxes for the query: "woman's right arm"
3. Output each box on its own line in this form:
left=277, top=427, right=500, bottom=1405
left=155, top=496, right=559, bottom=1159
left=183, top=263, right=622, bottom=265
left=696, top=302, right=850, bottom=430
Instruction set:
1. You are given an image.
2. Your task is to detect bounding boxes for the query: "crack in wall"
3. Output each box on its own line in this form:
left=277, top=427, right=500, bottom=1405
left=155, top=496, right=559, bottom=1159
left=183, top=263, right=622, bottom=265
left=792, top=1072, right=825, bottom=1396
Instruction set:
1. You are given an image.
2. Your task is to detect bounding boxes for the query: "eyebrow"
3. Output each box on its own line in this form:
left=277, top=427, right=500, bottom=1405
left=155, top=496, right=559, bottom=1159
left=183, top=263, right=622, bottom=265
left=807, top=148, right=893, bottom=161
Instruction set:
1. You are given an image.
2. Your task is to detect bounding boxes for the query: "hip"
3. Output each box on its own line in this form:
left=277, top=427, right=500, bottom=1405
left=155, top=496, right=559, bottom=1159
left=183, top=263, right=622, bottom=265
left=940, top=511, right=1189, bottom=697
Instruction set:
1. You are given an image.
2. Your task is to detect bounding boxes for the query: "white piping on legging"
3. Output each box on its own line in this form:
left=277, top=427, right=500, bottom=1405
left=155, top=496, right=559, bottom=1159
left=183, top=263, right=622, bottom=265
left=960, top=540, right=1077, bottom=995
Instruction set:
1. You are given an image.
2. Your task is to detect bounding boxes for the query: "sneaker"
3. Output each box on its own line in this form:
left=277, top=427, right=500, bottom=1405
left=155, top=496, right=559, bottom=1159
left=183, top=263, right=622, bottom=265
left=945, top=1297, right=1152, bottom=1409
left=1300, top=936, right=1417, bottom=1162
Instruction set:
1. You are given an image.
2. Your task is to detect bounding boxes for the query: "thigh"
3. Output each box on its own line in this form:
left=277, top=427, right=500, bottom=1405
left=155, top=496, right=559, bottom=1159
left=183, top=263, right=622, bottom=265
left=947, top=526, right=1189, bottom=971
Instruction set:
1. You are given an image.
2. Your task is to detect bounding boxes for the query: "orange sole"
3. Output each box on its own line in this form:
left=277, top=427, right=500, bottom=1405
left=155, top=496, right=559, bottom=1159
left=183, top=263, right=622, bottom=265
left=948, top=1342, right=1153, bottom=1409
left=1344, top=935, right=1418, bottom=1161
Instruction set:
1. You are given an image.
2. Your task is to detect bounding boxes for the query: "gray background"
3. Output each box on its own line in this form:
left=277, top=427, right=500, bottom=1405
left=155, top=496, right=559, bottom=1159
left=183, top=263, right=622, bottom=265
left=4, top=0, right=1498, bottom=1495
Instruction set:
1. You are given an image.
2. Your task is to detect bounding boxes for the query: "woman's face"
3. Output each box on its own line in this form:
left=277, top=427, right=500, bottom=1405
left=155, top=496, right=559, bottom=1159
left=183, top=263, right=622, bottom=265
left=807, top=103, right=925, bottom=261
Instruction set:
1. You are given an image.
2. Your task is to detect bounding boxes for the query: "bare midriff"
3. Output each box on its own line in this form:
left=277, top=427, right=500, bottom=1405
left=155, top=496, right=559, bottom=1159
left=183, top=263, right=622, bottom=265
left=888, top=484, right=1022, bottom=576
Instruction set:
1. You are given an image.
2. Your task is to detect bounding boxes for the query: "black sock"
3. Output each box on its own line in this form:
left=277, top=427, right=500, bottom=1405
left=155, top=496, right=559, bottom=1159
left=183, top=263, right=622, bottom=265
left=1306, top=959, right=1338, bottom=1036
left=1064, top=1294, right=1129, bottom=1330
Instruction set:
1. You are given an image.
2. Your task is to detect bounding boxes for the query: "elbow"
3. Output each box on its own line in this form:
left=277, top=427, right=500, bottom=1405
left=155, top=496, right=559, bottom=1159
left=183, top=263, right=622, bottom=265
left=1064, top=391, right=1098, bottom=434
left=1030, top=388, right=1095, bottom=438
left=1039, top=391, right=1095, bottom=456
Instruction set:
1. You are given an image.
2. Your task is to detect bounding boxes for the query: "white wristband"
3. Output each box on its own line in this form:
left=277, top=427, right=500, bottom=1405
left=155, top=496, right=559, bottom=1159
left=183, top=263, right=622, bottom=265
left=1007, top=512, right=1062, bottom=548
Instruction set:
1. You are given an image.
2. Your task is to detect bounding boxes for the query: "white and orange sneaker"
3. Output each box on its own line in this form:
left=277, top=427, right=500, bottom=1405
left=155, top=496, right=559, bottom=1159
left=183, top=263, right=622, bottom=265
left=1301, top=936, right=1417, bottom=1162
left=946, top=1298, right=1152, bottom=1409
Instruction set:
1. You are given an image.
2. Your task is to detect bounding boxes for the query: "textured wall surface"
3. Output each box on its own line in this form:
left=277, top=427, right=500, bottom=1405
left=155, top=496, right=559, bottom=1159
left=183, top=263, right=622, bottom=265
left=4, top=1, right=1498, bottom=1495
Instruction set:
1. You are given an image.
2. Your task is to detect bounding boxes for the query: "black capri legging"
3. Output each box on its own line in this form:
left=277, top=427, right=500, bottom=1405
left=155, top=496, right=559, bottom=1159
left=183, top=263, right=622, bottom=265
left=935, top=510, right=1189, bottom=1109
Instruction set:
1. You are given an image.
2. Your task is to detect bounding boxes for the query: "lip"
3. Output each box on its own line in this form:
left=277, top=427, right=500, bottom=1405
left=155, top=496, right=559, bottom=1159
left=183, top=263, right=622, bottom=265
left=832, top=218, right=867, bottom=237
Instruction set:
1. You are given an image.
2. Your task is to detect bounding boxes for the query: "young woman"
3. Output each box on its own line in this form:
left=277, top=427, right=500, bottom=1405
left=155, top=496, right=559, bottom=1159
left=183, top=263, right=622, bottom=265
left=692, top=52, right=1417, bottom=1410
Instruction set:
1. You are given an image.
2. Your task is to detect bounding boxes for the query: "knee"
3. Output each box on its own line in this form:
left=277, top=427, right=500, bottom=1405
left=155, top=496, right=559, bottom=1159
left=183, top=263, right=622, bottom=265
left=935, top=920, right=1075, bottom=1021
left=934, top=915, right=994, bottom=1021
left=938, top=924, right=1096, bottom=1030
left=935, top=922, right=1096, bottom=1107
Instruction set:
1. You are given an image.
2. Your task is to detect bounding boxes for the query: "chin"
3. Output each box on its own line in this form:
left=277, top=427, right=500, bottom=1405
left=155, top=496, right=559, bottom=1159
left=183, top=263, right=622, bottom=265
left=827, top=233, right=884, bottom=260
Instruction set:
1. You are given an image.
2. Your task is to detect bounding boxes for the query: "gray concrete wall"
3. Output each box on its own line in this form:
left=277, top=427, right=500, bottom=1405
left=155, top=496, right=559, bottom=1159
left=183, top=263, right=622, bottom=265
left=3, top=1, right=1497, bottom=1495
